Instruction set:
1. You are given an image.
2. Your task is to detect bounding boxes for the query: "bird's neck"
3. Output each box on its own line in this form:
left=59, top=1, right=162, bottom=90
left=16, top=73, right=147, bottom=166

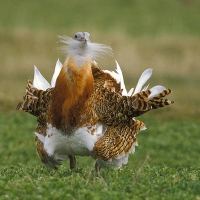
left=50, top=56, right=94, bottom=130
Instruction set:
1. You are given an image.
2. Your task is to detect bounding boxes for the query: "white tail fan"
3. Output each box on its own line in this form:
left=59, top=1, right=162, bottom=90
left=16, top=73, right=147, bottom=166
left=115, top=61, right=128, bottom=96
left=142, top=84, right=150, bottom=91
left=103, top=69, right=120, bottom=84
left=133, top=68, right=153, bottom=95
left=51, top=59, right=63, bottom=87
left=127, top=88, right=134, bottom=96
left=33, top=66, right=51, bottom=90
left=33, top=60, right=166, bottom=101
left=148, top=85, right=166, bottom=99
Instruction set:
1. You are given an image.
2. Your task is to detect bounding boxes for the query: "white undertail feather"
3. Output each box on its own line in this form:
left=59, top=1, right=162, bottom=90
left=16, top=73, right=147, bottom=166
left=58, top=35, right=113, bottom=62
left=35, top=132, right=45, bottom=143
left=105, top=142, right=138, bottom=168
left=36, top=123, right=104, bottom=157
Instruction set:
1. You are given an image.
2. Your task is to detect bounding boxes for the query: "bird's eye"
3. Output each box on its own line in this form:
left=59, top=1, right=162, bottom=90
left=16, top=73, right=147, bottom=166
left=74, top=35, right=78, bottom=39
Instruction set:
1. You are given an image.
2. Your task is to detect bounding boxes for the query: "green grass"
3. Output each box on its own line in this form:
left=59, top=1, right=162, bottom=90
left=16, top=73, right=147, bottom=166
left=1, top=112, right=199, bottom=168
left=0, top=165, right=200, bottom=200
left=1, top=0, right=200, bottom=199
left=0, top=112, right=200, bottom=199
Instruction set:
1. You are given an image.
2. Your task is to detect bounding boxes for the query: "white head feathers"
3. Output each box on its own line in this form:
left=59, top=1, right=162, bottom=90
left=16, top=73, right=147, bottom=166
left=58, top=32, right=113, bottom=65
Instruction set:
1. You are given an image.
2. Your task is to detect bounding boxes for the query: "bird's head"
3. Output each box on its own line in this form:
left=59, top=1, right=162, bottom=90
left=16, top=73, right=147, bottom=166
left=74, top=32, right=91, bottom=43
left=58, top=32, right=113, bottom=65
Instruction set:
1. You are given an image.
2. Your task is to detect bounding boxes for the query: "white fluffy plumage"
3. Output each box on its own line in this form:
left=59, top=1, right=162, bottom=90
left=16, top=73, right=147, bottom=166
left=58, top=33, right=113, bottom=67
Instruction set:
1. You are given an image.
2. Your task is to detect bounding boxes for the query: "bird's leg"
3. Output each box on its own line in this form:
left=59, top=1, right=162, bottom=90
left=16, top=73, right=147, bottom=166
left=95, top=161, right=101, bottom=172
left=69, top=155, right=76, bottom=170
left=95, top=161, right=107, bottom=186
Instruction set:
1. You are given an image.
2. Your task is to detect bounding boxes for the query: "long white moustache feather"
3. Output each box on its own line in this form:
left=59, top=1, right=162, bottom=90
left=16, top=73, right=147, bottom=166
left=58, top=35, right=113, bottom=61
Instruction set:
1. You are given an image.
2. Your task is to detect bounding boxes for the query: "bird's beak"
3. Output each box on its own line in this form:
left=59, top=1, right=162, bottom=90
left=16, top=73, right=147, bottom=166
left=81, top=32, right=90, bottom=43
left=82, top=37, right=88, bottom=43
left=81, top=36, right=89, bottom=43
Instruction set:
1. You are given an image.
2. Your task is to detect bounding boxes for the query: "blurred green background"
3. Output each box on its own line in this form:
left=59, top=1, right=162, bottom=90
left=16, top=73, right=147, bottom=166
left=0, top=0, right=200, bottom=168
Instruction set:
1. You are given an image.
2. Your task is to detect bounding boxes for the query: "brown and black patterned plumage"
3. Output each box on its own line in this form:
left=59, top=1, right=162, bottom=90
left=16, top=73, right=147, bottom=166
left=17, top=32, right=174, bottom=170
left=17, top=62, right=173, bottom=169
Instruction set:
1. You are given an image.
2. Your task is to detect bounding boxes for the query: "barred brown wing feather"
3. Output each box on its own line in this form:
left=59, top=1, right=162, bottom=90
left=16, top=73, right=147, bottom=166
left=149, top=89, right=174, bottom=109
left=93, top=120, right=144, bottom=161
left=93, top=87, right=152, bottom=125
left=151, top=88, right=172, bottom=99
left=91, top=64, right=121, bottom=93
left=16, top=80, right=40, bottom=116
left=16, top=80, right=52, bottom=121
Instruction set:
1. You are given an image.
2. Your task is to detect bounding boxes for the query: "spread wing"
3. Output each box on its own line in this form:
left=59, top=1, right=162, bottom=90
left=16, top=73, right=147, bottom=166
left=93, top=120, right=145, bottom=166
left=16, top=81, right=61, bottom=169
left=90, top=64, right=174, bottom=167
left=16, top=80, right=52, bottom=123
left=16, top=61, right=174, bottom=169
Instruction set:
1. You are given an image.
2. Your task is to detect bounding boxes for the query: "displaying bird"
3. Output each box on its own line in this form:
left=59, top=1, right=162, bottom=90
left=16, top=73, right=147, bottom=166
left=17, top=32, right=174, bottom=170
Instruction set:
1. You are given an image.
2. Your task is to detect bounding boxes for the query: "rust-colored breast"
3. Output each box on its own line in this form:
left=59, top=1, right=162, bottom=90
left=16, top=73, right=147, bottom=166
left=50, top=57, right=94, bottom=131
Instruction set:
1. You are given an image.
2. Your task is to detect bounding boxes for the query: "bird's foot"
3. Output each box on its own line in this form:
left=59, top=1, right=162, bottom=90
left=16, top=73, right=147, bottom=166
left=95, top=161, right=101, bottom=172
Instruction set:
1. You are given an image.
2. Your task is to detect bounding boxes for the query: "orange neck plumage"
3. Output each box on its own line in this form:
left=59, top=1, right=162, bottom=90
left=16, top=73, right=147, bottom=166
left=50, top=56, right=94, bottom=131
